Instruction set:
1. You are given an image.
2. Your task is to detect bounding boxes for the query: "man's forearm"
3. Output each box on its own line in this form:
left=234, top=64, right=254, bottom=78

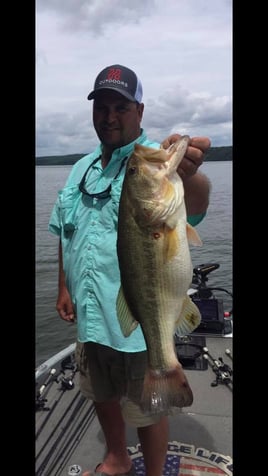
left=183, top=172, right=211, bottom=216
left=58, top=240, right=66, bottom=289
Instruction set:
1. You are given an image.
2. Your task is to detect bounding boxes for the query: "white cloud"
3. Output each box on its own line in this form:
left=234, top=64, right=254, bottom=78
left=37, top=0, right=154, bottom=33
left=36, top=0, right=232, bottom=156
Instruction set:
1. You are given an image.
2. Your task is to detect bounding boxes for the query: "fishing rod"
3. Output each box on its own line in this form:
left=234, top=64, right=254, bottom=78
left=225, top=348, right=233, bottom=361
left=36, top=364, right=78, bottom=442
left=36, top=393, right=88, bottom=476
left=50, top=402, right=96, bottom=475
left=36, top=352, right=77, bottom=411
left=202, top=346, right=233, bottom=390
left=203, top=346, right=222, bottom=366
left=36, top=387, right=81, bottom=465
left=36, top=352, right=77, bottom=435
left=203, top=354, right=233, bottom=390
left=36, top=368, right=60, bottom=411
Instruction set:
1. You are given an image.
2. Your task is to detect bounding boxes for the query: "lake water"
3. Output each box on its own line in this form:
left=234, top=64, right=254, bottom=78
left=35, top=162, right=232, bottom=367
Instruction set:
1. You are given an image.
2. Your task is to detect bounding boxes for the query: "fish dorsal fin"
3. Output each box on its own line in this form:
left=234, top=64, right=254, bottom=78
left=174, top=294, right=202, bottom=335
left=116, top=286, right=139, bottom=337
left=186, top=223, right=203, bottom=246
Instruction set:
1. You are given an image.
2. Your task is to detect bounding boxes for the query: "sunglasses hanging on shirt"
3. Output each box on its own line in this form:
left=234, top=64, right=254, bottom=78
left=79, top=156, right=128, bottom=199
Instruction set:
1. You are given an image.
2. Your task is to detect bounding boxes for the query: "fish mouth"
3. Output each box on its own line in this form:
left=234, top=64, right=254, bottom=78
left=163, top=135, right=190, bottom=174
left=132, top=135, right=190, bottom=178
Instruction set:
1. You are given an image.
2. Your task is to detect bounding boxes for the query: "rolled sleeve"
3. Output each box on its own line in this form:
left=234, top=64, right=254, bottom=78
left=48, top=201, right=61, bottom=236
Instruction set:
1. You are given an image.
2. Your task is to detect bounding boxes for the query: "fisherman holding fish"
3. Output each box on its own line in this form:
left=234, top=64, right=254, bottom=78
left=49, top=65, right=211, bottom=476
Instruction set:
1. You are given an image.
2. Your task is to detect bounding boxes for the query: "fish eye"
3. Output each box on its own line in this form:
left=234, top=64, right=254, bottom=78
left=128, top=166, right=136, bottom=175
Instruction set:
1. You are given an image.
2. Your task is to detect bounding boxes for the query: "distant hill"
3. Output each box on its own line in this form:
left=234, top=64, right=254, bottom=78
left=204, top=146, right=232, bottom=162
left=36, top=145, right=232, bottom=165
left=36, top=153, right=85, bottom=166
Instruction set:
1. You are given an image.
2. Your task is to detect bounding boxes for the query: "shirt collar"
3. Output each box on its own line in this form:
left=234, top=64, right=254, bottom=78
left=100, top=129, right=147, bottom=163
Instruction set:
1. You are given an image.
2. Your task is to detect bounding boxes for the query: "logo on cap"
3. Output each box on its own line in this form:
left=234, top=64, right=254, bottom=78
left=107, top=68, right=122, bottom=81
left=98, top=68, right=128, bottom=89
left=87, top=64, right=143, bottom=103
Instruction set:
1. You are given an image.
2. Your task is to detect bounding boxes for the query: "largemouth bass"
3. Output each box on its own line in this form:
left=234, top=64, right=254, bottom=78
left=116, top=136, right=202, bottom=413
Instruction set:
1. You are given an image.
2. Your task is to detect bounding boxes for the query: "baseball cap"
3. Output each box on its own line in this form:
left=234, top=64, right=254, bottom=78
left=87, top=64, right=143, bottom=103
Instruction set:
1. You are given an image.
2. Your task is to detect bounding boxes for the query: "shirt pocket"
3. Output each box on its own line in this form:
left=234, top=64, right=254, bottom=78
left=58, top=185, right=81, bottom=238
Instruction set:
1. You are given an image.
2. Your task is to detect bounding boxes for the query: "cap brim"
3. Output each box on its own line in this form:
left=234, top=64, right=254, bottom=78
left=87, top=87, right=137, bottom=102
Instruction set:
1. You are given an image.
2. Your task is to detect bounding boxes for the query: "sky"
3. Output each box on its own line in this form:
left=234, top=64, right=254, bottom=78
left=36, top=0, right=232, bottom=157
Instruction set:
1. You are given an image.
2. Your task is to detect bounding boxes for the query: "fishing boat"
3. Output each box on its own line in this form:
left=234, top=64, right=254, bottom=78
left=35, top=263, right=233, bottom=476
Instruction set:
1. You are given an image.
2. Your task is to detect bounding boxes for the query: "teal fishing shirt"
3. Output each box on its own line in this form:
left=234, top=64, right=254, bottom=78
left=48, top=129, right=205, bottom=352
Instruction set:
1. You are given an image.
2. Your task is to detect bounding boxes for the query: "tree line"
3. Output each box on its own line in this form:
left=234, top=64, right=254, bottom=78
left=36, top=145, right=232, bottom=166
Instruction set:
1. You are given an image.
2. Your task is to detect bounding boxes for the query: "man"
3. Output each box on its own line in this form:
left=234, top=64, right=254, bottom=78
left=49, top=64, right=211, bottom=476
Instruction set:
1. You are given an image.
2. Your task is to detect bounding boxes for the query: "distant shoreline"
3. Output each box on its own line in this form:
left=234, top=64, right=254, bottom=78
left=36, top=145, right=232, bottom=166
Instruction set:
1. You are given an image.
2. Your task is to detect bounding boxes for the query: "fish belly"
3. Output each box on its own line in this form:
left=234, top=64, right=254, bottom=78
left=117, top=210, right=194, bottom=412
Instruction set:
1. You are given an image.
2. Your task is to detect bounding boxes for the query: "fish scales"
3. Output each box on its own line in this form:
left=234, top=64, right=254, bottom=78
left=116, top=136, right=202, bottom=413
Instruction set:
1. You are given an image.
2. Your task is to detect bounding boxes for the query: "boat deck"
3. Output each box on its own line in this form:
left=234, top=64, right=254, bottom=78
left=36, top=336, right=233, bottom=476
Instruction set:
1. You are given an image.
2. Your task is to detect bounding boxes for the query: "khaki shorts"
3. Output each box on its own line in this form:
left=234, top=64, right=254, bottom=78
left=75, top=341, right=172, bottom=427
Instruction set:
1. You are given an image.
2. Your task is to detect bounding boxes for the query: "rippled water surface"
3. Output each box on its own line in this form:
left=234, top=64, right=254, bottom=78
left=35, top=162, right=232, bottom=367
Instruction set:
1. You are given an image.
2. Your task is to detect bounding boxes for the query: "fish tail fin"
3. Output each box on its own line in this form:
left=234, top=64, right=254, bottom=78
left=140, top=365, right=193, bottom=414
left=175, top=295, right=202, bottom=336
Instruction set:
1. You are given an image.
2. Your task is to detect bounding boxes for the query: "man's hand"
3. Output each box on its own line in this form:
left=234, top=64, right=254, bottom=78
left=56, top=286, right=76, bottom=322
left=161, top=134, right=211, bottom=180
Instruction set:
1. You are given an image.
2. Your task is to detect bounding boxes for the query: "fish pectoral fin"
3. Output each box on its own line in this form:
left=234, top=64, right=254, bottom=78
left=175, top=295, right=202, bottom=335
left=163, top=227, right=179, bottom=262
left=116, top=286, right=139, bottom=337
left=186, top=223, right=202, bottom=246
